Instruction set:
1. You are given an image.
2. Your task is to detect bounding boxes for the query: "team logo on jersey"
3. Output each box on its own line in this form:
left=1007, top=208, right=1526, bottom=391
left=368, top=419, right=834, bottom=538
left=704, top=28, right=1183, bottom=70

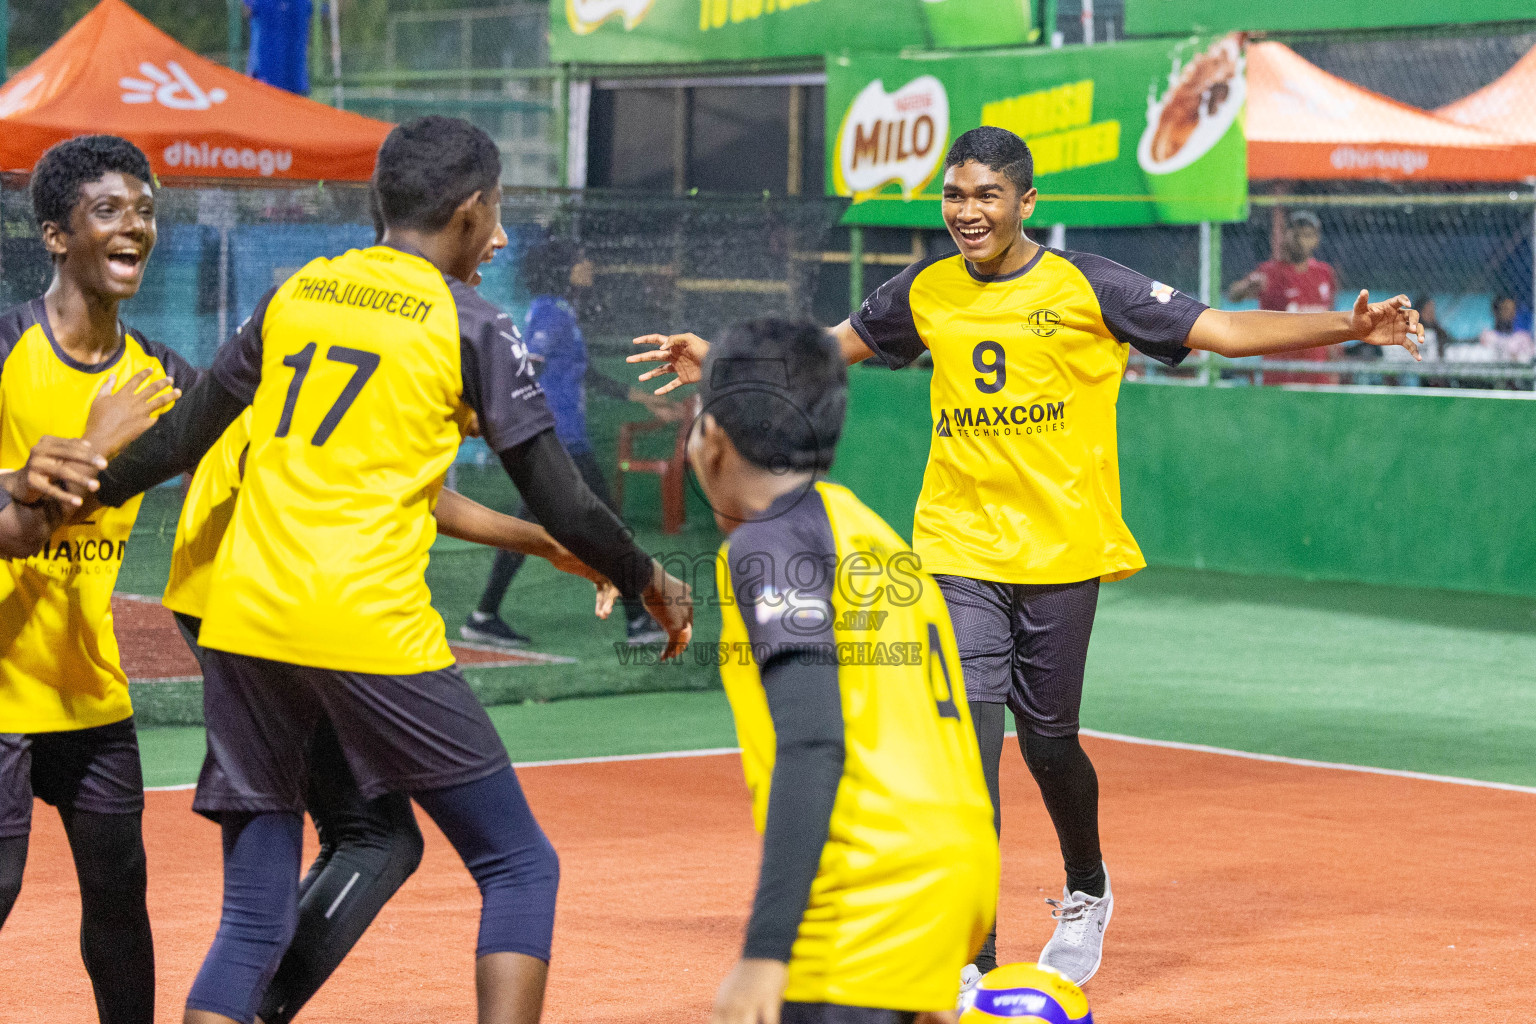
left=755, top=585, right=833, bottom=636
left=566, top=0, right=654, bottom=34
left=1149, top=281, right=1175, bottom=304
left=120, top=61, right=227, bottom=110
left=1027, top=309, right=1061, bottom=337
left=834, top=76, right=950, bottom=202
left=496, top=314, right=533, bottom=377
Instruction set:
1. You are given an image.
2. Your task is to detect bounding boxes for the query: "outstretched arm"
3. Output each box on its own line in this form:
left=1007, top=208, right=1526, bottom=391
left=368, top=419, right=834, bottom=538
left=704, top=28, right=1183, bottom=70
left=433, top=487, right=619, bottom=619
left=1188, top=290, right=1424, bottom=360
left=627, top=321, right=873, bottom=396
left=498, top=430, right=693, bottom=659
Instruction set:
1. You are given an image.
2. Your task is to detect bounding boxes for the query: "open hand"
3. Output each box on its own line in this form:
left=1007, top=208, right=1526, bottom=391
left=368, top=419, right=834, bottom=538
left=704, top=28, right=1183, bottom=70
left=710, top=959, right=787, bottom=1024
left=84, top=369, right=179, bottom=458
left=6, top=436, right=108, bottom=508
left=627, top=333, right=711, bottom=395
left=1351, top=290, right=1424, bottom=361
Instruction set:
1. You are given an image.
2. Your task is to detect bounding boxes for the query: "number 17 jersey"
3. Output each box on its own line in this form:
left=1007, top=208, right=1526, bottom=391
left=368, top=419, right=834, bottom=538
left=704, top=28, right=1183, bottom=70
left=198, top=245, right=552, bottom=673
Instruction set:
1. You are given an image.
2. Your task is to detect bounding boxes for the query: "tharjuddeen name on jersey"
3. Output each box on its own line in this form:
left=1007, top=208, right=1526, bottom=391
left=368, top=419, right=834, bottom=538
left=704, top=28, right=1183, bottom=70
left=291, top=277, right=433, bottom=323
left=936, top=401, right=1065, bottom=438
left=21, top=538, right=127, bottom=576
left=614, top=640, right=924, bottom=667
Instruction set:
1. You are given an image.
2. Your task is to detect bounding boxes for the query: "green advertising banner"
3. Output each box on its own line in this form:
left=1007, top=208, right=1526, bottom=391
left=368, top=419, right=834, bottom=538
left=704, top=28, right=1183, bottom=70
left=1126, top=0, right=1533, bottom=37
left=551, top=0, right=1034, bottom=65
left=827, top=35, right=1249, bottom=228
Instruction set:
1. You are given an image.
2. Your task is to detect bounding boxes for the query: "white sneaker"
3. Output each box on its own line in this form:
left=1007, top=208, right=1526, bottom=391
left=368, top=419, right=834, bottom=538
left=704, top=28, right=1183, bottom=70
left=957, top=963, right=984, bottom=1011
left=1037, top=864, right=1113, bottom=986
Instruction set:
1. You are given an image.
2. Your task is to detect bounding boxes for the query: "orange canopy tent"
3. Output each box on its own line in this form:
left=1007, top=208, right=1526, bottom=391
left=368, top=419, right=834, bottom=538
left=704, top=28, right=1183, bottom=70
left=0, top=0, right=391, bottom=181
left=1436, top=44, right=1536, bottom=143
left=1246, top=41, right=1536, bottom=182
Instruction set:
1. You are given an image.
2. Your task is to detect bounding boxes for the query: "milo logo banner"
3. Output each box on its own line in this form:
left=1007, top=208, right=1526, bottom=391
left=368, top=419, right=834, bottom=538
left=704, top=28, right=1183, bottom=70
left=828, top=35, right=1249, bottom=228
left=552, top=0, right=1034, bottom=64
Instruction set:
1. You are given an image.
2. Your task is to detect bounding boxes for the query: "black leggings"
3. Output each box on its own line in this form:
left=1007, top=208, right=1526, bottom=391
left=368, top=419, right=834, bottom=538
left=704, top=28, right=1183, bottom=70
left=173, top=613, right=424, bottom=1024
left=477, top=447, right=644, bottom=622
left=256, top=722, right=424, bottom=1024
left=0, top=811, right=155, bottom=1024
left=970, top=702, right=1104, bottom=973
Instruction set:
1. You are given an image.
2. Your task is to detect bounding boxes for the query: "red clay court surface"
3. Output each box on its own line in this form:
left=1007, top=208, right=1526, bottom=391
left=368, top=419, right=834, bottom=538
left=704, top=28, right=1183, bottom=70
left=110, top=594, right=560, bottom=678
left=2, top=737, right=1533, bottom=1023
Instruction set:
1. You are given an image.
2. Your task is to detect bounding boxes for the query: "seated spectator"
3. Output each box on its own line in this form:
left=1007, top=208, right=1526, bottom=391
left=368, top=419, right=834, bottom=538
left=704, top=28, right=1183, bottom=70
left=1478, top=296, right=1535, bottom=363
left=1227, top=210, right=1339, bottom=384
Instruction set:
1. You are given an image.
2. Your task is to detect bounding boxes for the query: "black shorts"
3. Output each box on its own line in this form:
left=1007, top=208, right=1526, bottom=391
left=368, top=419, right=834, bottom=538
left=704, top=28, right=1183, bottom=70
left=933, top=574, right=1100, bottom=738
left=193, top=648, right=509, bottom=820
left=781, top=1004, right=915, bottom=1024
left=0, top=717, right=145, bottom=837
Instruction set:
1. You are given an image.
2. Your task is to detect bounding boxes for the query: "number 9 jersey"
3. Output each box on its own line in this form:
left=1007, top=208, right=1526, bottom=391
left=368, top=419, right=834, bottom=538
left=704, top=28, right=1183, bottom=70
left=716, top=481, right=998, bottom=1011
left=850, top=247, right=1207, bottom=586
left=197, top=245, right=553, bottom=674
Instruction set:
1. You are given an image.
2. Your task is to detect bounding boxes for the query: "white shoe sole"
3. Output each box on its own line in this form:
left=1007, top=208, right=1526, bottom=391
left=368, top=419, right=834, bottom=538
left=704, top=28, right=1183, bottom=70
left=459, top=625, right=529, bottom=649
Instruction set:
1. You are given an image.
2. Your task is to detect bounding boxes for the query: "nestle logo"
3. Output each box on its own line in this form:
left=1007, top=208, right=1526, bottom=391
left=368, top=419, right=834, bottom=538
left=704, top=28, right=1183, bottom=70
left=1027, top=309, right=1061, bottom=337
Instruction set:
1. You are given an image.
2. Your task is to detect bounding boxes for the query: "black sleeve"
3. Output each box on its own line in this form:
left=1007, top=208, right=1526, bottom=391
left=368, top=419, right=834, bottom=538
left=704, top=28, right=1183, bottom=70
left=743, top=656, right=845, bottom=962
left=452, top=280, right=557, bottom=453
left=209, top=286, right=279, bottom=404
left=1060, top=250, right=1206, bottom=366
left=848, top=255, right=947, bottom=370
left=583, top=363, right=631, bottom=401
left=729, top=490, right=843, bottom=962
left=497, top=429, right=653, bottom=601
left=94, top=373, right=249, bottom=507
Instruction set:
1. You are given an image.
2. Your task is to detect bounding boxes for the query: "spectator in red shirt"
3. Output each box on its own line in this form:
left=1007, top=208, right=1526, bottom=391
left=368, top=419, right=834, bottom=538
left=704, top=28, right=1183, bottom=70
left=1228, top=210, right=1340, bottom=384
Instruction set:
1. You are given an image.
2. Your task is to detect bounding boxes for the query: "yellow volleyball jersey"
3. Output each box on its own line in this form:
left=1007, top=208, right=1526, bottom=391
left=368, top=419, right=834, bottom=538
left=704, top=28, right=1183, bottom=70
left=196, top=245, right=552, bottom=673
left=717, top=481, right=998, bottom=1011
left=161, top=408, right=251, bottom=621
left=0, top=299, right=196, bottom=733
left=851, top=247, right=1206, bottom=585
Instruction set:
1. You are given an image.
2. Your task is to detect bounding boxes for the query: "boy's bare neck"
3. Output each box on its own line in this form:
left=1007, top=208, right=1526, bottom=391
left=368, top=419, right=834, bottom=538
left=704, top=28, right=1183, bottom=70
left=43, top=278, right=122, bottom=365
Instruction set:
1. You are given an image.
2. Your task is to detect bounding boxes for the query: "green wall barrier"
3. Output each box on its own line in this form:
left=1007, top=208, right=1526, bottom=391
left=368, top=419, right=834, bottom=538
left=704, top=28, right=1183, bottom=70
left=832, top=367, right=1536, bottom=598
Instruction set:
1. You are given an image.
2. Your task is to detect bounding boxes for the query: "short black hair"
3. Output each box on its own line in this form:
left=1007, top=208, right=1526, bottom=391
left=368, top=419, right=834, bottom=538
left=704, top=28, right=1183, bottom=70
left=944, top=126, right=1033, bottom=194
left=521, top=236, right=580, bottom=297
left=373, top=116, right=501, bottom=232
left=699, top=317, right=847, bottom=473
left=30, top=135, right=153, bottom=231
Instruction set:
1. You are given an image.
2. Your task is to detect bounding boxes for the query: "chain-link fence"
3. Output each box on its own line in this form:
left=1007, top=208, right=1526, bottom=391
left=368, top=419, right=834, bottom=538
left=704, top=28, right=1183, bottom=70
left=0, top=176, right=850, bottom=365
left=1096, top=191, right=1536, bottom=389
left=2, top=174, right=1531, bottom=388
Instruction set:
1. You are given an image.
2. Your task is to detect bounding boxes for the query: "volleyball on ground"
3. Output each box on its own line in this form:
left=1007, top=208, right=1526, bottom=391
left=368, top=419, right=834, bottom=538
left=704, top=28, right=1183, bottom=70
left=959, top=962, right=1093, bottom=1022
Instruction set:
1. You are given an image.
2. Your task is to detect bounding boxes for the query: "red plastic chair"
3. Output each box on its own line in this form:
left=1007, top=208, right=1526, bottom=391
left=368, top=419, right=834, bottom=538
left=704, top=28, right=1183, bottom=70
left=614, top=394, right=701, bottom=535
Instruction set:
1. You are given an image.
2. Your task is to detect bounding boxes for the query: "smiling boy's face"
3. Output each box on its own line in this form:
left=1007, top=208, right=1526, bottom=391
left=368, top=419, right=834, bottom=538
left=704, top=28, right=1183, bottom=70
left=941, top=160, right=1035, bottom=266
left=42, top=171, right=157, bottom=301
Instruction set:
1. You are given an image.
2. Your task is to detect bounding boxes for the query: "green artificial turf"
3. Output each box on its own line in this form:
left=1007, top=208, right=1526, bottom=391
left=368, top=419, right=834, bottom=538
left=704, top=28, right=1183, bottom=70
left=126, top=439, right=1536, bottom=791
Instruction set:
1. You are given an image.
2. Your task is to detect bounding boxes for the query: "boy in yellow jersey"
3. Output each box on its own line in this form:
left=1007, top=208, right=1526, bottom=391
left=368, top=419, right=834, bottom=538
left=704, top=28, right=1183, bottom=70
left=0, top=136, right=193, bottom=1024
left=94, top=116, right=692, bottom=1024
left=164, top=407, right=619, bottom=1024
left=691, top=318, right=998, bottom=1024
left=633, top=126, right=1423, bottom=992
